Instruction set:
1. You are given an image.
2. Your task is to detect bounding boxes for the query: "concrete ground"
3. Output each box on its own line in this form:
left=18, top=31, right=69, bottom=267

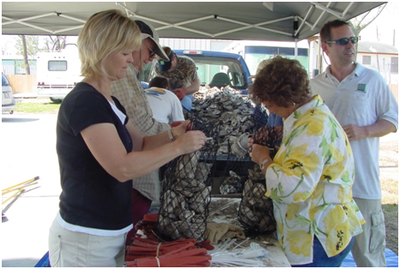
left=2, top=113, right=61, bottom=267
left=2, top=111, right=398, bottom=267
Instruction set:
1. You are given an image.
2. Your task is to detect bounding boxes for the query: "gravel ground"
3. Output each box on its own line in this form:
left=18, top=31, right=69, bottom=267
left=378, top=131, right=398, bottom=255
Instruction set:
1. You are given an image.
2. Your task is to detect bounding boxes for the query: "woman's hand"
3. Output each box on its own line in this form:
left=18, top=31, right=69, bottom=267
left=249, top=143, right=272, bottom=165
left=175, top=130, right=207, bottom=155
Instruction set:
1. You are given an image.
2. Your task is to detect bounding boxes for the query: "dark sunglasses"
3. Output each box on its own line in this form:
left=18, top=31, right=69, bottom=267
left=143, top=42, right=156, bottom=58
left=325, top=36, right=358, bottom=45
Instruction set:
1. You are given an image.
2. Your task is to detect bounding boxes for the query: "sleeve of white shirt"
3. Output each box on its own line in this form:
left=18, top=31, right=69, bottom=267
left=376, top=77, right=398, bottom=131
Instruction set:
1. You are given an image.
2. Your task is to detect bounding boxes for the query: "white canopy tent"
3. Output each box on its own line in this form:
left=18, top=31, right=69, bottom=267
left=2, top=2, right=385, bottom=42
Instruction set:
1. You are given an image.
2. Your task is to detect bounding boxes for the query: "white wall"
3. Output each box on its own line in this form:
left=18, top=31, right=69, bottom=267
left=357, top=53, right=398, bottom=85
left=159, top=38, right=232, bottom=51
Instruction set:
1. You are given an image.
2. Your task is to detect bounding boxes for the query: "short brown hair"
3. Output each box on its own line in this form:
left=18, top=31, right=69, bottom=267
left=250, top=56, right=311, bottom=107
left=149, top=76, right=170, bottom=89
left=319, top=19, right=352, bottom=43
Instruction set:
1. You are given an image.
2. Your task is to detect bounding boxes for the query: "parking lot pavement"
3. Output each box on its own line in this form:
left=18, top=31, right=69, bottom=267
left=2, top=196, right=59, bottom=267
left=2, top=113, right=61, bottom=266
left=1, top=113, right=62, bottom=197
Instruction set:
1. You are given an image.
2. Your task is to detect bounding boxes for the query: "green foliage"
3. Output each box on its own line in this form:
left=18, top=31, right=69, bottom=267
left=15, top=101, right=60, bottom=114
left=15, top=35, right=41, bottom=56
left=382, top=204, right=398, bottom=255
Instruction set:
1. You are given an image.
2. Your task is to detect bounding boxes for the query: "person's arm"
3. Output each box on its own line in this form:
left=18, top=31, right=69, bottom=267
left=111, top=65, right=171, bottom=136
left=344, top=73, right=398, bottom=141
left=169, top=92, right=185, bottom=123
left=250, top=112, right=337, bottom=204
left=343, top=119, right=397, bottom=141
left=81, top=122, right=207, bottom=183
left=184, top=77, right=201, bottom=95
left=125, top=119, right=189, bottom=151
left=248, top=137, right=273, bottom=172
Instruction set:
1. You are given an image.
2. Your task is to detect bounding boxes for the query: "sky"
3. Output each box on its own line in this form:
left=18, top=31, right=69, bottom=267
left=356, top=1, right=399, bottom=46
left=1, top=1, right=399, bottom=56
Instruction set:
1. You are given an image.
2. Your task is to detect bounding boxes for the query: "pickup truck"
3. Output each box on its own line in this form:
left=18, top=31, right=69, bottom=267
left=141, top=50, right=265, bottom=196
left=139, top=50, right=252, bottom=94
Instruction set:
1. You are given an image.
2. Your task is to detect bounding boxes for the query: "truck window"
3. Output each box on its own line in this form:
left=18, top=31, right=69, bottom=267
left=138, top=51, right=250, bottom=92
left=48, top=60, right=67, bottom=71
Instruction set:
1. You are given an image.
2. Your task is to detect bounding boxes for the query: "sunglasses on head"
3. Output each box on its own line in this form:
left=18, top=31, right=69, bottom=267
left=325, top=36, right=358, bottom=46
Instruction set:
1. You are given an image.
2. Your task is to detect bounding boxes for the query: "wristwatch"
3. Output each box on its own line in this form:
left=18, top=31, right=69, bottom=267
left=260, top=158, right=272, bottom=170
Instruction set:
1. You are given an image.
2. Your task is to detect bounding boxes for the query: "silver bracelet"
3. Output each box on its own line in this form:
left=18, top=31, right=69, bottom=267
left=260, top=158, right=273, bottom=170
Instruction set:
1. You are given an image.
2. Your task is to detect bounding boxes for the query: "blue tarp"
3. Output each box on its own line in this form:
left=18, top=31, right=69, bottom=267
left=34, top=251, right=50, bottom=267
left=36, top=248, right=398, bottom=267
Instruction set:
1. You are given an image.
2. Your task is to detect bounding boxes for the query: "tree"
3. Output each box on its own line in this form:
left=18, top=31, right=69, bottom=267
left=15, top=35, right=41, bottom=56
left=15, top=35, right=41, bottom=75
left=350, top=3, right=387, bottom=41
left=2, top=38, right=14, bottom=55
left=43, top=36, right=68, bottom=52
left=14, top=35, right=71, bottom=75
left=349, top=3, right=387, bottom=60
left=20, top=35, right=30, bottom=75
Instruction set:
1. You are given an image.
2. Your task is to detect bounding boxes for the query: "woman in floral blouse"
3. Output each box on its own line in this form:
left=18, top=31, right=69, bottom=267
left=248, top=56, right=365, bottom=267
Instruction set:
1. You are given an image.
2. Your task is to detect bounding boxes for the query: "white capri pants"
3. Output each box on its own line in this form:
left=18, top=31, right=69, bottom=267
left=48, top=217, right=127, bottom=267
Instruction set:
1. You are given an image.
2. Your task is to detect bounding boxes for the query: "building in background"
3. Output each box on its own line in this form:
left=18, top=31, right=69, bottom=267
left=223, top=40, right=309, bottom=76
left=2, top=55, right=36, bottom=75
left=357, top=41, right=398, bottom=86
left=358, top=41, right=398, bottom=100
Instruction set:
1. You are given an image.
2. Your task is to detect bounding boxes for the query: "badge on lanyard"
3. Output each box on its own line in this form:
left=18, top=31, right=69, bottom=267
left=357, top=83, right=366, bottom=93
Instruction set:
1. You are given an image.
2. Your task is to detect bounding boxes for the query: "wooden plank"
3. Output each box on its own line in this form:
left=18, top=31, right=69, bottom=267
left=6, top=75, right=37, bottom=93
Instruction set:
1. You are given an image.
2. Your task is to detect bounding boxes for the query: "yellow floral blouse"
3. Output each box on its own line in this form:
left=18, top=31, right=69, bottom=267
left=265, top=95, right=365, bottom=265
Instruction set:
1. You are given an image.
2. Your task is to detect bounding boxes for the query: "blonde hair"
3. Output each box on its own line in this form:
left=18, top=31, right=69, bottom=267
left=77, top=9, right=141, bottom=79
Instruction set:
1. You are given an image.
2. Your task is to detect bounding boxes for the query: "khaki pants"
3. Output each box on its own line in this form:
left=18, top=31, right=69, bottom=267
left=48, top=217, right=126, bottom=267
left=351, top=198, right=386, bottom=267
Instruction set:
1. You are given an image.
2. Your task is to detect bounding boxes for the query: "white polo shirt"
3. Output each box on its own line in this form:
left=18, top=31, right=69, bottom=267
left=310, top=63, right=398, bottom=200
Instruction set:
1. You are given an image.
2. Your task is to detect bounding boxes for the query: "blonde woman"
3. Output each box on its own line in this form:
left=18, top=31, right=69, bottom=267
left=48, top=10, right=206, bottom=267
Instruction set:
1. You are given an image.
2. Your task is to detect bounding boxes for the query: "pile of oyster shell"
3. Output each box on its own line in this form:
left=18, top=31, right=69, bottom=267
left=238, top=164, right=276, bottom=235
left=156, top=86, right=276, bottom=240
left=157, top=144, right=215, bottom=241
left=219, top=170, right=243, bottom=195
left=187, top=85, right=259, bottom=156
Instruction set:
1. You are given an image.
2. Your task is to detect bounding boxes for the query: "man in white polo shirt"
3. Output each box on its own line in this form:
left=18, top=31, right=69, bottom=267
left=310, top=19, right=398, bottom=267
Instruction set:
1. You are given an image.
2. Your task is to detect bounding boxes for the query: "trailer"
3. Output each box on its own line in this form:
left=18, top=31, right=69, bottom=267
left=36, top=46, right=82, bottom=102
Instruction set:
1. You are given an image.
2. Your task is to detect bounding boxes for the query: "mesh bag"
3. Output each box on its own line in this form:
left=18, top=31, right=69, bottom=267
left=237, top=125, right=283, bottom=236
left=157, top=115, right=219, bottom=242
left=219, top=143, right=252, bottom=195
left=251, top=125, right=283, bottom=156
left=238, top=164, right=276, bottom=236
